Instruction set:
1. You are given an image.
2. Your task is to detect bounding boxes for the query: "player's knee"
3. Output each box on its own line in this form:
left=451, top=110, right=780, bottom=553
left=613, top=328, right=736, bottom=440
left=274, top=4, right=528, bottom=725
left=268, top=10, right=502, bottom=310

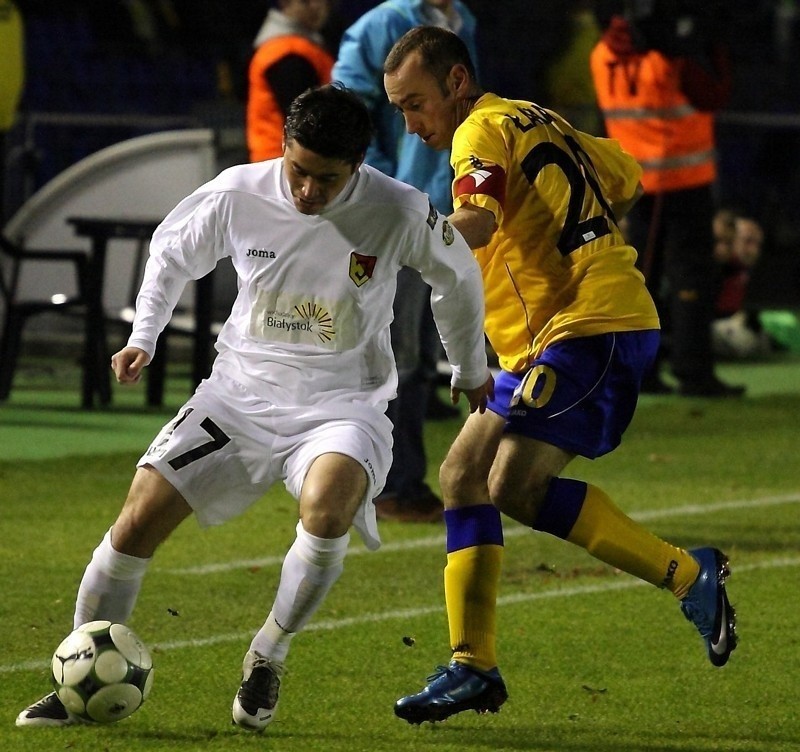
left=300, top=504, right=351, bottom=539
left=488, top=472, right=548, bottom=526
left=439, top=452, right=479, bottom=502
left=487, top=474, right=524, bottom=520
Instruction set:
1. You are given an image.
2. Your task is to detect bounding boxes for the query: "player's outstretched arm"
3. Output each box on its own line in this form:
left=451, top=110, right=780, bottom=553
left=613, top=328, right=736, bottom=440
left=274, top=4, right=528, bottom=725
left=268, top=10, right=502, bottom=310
left=111, top=347, right=151, bottom=384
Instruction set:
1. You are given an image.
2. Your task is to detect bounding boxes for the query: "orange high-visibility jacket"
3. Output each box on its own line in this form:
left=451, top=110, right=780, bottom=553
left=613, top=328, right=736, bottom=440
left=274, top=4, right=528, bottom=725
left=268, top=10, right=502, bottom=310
left=247, top=35, right=333, bottom=162
left=590, top=41, right=716, bottom=194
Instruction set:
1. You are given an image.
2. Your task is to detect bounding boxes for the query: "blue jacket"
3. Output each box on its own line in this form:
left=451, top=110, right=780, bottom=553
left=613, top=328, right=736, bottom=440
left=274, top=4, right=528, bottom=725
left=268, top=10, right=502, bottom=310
left=332, top=0, right=478, bottom=214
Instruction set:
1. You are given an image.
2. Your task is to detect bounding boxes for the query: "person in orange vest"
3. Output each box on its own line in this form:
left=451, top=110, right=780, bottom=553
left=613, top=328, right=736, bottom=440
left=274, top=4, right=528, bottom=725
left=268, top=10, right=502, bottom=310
left=247, top=0, right=334, bottom=163
left=590, top=1, right=744, bottom=397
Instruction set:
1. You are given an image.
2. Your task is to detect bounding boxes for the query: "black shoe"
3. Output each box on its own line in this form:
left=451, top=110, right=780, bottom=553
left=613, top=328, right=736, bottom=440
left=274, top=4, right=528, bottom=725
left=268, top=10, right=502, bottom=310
left=677, top=376, right=746, bottom=398
left=16, top=692, right=80, bottom=727
left=374, top=489, right=444, bottom=523
left=231, top=651, right=283, bottom=731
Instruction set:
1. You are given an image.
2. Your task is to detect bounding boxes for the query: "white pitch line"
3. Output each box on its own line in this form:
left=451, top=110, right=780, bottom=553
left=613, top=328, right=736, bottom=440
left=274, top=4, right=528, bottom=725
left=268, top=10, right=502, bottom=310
left=3, top=555, right=800, bottom=675
left=161, top=492, right=800, bottom=576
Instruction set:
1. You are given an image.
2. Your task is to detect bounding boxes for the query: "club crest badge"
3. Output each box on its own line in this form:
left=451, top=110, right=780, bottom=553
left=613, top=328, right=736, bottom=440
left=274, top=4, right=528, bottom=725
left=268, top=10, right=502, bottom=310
left=349, top=252, right=377, bottom=287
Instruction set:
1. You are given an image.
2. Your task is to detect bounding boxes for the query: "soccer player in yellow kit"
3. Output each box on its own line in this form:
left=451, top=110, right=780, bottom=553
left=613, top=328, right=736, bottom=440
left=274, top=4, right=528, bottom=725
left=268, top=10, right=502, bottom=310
left=384, top=26, right=738, bottom=724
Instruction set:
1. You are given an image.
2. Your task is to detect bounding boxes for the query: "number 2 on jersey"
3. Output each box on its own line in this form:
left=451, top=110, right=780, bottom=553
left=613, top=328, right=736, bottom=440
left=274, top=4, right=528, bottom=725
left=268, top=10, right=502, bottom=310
left=521, top=135, right=616, bottom=256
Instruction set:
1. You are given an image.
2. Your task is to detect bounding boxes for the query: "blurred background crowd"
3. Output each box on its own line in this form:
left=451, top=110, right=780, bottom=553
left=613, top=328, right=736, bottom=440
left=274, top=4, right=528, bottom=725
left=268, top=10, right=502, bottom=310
left=2, top=0, right=799, bottom=330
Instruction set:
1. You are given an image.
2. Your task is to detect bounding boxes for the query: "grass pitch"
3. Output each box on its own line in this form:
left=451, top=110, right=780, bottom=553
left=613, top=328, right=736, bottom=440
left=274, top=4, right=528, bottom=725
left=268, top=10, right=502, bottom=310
left=1, top=356, right=799, bottom=751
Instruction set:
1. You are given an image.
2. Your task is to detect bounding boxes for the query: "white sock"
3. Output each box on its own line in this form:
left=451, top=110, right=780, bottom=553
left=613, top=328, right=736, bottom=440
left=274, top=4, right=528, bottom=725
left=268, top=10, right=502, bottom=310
left=73, top=528, right=151, bottom=628
left=249, top=521, right=349, bottom=664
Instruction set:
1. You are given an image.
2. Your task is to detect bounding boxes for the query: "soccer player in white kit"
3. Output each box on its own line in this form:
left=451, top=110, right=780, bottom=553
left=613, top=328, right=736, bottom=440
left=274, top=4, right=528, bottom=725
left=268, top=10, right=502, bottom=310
left=16, top=84, right=493, bottom=731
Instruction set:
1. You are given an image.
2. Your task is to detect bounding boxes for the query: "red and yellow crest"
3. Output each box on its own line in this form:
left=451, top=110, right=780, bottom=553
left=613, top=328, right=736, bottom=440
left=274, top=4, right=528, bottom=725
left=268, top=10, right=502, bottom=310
left=349, top=252, right=377, bottom=287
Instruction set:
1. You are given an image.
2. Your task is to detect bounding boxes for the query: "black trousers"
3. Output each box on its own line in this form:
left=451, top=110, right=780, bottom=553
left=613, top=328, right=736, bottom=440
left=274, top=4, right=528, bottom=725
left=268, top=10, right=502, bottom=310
left=626, top=184, right=717, bottom=383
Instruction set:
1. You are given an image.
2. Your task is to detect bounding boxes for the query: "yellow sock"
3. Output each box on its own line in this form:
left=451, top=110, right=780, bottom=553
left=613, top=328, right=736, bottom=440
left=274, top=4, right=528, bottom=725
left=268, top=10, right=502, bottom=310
left=567, top=483, right=699, bottom=599
left=445, top=544, right=503, bottom=672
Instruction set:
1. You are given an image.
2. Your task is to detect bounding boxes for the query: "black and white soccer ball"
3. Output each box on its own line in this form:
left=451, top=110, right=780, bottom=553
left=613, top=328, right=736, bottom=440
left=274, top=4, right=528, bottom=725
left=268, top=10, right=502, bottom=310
left=51, top=620, right=154, bottom=723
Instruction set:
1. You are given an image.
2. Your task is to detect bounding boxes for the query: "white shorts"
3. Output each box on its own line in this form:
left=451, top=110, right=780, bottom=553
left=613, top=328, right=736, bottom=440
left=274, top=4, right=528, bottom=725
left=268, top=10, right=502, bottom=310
left=138, top=371, right=392, bottom=550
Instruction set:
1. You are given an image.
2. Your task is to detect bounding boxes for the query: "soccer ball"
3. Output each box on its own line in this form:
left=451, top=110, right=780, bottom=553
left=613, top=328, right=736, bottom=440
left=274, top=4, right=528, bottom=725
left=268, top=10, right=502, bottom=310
left=51, top=620, right=154, bottom=723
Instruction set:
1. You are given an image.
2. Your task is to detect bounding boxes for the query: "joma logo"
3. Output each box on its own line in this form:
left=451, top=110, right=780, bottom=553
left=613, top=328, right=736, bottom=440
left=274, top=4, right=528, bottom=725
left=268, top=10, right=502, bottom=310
left=246, top=248, right=276, bottom=258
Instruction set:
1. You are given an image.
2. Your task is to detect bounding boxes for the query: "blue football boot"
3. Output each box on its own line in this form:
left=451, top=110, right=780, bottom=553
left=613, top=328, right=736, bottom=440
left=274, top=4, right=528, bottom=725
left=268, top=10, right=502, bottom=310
left=680, top=547, right=738, bottom=666
left=394, top=660, right=508, bottom=724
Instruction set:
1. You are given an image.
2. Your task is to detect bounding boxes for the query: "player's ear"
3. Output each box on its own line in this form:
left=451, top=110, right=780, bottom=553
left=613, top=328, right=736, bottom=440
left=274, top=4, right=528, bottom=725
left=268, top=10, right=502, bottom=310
left=449, top=63, right=471, bottom=97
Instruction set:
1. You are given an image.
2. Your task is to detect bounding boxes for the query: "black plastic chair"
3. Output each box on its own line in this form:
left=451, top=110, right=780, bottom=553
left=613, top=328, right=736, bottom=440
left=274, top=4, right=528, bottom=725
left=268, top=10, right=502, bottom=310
left=0, top=233, right=98, bottom=403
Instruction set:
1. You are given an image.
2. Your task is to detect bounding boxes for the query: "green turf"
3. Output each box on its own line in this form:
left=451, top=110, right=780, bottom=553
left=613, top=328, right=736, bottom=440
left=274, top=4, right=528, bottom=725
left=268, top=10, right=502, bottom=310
left=2, top=353, right=799, bottom=460
left=2, top=354, right=800, bottom=751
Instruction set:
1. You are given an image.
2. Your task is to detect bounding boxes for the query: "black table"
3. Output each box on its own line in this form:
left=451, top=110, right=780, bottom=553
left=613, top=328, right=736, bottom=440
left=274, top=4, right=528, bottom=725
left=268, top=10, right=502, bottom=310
left=67, top=216, right=214, bottom=408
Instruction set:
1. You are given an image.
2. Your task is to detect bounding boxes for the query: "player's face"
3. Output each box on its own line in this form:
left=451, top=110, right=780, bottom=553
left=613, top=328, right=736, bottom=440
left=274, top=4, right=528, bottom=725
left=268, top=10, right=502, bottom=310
left=384, top=52, right=459, bottom=151
left=282, top=140, right=358, bottom=215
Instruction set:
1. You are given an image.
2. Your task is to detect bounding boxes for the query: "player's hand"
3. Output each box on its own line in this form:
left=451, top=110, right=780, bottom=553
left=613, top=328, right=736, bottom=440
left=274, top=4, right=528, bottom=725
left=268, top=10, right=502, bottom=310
left=111, top=347, right=151, bottom=384
left=451, top=373, right=495, bottom=414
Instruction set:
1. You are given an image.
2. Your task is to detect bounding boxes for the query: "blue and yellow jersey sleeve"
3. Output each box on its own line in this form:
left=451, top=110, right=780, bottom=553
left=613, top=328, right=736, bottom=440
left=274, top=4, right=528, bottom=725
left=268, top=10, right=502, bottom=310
left=451, top=94, right=659, bottom=373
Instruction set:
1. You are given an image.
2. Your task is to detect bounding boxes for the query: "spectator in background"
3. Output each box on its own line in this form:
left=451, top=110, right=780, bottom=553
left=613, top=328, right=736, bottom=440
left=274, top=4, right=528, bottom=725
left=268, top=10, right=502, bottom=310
left=590, top=1, right=745, bottom=397
left=333, top=0, right=479, bottom=523
left=247, top=0, right=333, bottom=162
left=713, top=212, right=772, bottom=358
left=712, top=207, right=737, bottom=265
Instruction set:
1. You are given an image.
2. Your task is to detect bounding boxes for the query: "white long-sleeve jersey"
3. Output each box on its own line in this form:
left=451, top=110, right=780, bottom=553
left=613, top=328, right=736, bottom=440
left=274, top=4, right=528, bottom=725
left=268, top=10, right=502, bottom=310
left=128, top=160, right=488, bottom=409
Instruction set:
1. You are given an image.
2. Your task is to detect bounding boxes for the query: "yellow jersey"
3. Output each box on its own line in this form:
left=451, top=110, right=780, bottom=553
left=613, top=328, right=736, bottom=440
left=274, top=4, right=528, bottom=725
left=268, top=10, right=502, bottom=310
left=452, top=93, right=659, bottom=373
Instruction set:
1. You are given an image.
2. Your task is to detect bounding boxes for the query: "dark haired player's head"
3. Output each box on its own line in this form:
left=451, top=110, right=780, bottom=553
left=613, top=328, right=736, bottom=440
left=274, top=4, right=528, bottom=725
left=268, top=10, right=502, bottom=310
left=284, top=84, right=373, bottom=166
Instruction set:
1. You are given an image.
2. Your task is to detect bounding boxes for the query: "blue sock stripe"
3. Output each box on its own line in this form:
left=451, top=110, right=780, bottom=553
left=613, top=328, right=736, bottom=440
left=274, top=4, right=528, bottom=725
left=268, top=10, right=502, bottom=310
left=444, top=504, right=504, bottom=553
left=532, top=478, right=587, bottom=539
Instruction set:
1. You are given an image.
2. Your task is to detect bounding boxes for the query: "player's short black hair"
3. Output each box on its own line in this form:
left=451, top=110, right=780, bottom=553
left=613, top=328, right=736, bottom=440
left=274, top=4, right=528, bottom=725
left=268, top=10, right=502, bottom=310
left=384, top=25, right=477, bottom=92
left=284, top=84, right=372, bottom=166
